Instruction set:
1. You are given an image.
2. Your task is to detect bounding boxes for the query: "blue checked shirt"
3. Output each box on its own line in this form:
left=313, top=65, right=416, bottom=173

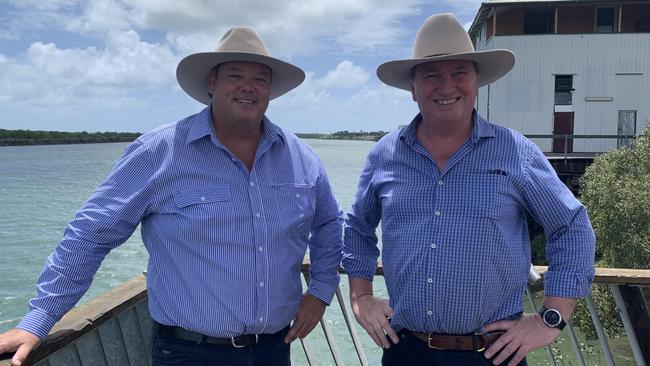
left=18, top=107, right=343, bottom=340
left=342, top=112, right=595, bottom=335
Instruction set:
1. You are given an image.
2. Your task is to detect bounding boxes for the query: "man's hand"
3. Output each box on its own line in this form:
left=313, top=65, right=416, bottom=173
left=482, top=313, right=560, bottom=366
left=351, top=294, right=399, bottom=349
left=0, top=328, right=41, bottom=366
left=284, top=293, right=327, bottom=343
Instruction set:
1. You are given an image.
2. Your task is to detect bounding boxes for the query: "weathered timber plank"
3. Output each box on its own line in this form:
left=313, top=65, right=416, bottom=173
left=10, top=276, right=147, bottom=365
left=98, top=318, right=130, bottom=366
left=75, top=329, right=108, bottom=366
left=118, top=307, right=149, bottom=366
left=134, top=300, right=152, bottom=363
left=47, top=345, right=82, bottom=366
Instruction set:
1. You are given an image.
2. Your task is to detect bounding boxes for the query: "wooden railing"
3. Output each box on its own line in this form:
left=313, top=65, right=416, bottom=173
left=2, top=263, right=650, bottom=366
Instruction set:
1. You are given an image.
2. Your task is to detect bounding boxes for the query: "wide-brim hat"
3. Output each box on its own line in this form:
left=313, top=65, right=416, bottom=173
left=176, top=26, right=305, bottom=104
left=377, top=13, right=515, bottom=90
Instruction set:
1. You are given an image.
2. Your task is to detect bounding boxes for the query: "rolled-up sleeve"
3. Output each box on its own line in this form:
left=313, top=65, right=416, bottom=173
left=522, top=145, right=596, bottom=298
left=342, top=153, right=381, bottom=281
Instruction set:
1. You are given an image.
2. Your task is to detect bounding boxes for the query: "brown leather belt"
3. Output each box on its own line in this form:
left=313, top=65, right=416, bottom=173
left=409, top=330, right=504, bottom=351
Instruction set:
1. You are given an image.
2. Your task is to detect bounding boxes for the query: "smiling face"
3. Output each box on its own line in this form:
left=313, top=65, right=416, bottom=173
left=208, top=61, right=271, bottom=128
left=410, top=59, right=478, bottom=128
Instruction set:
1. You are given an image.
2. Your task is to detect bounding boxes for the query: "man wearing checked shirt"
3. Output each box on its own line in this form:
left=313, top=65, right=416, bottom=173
left=0, top=27, right=343, bottom=366
left=342, top=13, right=595, bottom=366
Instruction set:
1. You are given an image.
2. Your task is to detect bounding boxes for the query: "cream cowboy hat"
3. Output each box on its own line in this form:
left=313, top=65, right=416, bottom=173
left=377, top=13, right=515, bottom=90
left=176, top=26, right=305, bottom=104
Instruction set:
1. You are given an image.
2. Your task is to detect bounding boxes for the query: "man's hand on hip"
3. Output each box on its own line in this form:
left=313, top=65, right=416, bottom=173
left=351, top=294, right=399, bottom=349
left=0, top=328, right=41, bottom=366
left=284, top=293, right=326, bottom=343
left=482, top=313, right=560, bottom=366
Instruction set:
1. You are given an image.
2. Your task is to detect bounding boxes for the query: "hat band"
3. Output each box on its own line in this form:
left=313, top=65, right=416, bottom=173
left=425, top=53, right=452, bottom=58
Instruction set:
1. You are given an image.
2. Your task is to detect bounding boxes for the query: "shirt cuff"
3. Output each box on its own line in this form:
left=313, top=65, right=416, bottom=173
left=16, top=308, right=59, bottom=341
left=341, top=254, right=377, bottom=282
left=544, top=269, right=595, bottom=298
left=306, top=279, right=338, bottom=305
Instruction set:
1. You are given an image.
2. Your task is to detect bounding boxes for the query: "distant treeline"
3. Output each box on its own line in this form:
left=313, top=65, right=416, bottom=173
left=0, top=129, right=142, bottom=146
left=297, top=130, right=389, bottom=142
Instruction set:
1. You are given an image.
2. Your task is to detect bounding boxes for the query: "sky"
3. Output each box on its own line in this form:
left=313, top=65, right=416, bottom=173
left=0, top=0, right=485, bottom=133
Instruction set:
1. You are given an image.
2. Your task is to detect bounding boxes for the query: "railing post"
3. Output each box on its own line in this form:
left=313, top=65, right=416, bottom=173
left=609, top=284, right=647, bottom=366
left=618, top=285, right=650, bottom=361
left=584, top=295, right=616, bottom=366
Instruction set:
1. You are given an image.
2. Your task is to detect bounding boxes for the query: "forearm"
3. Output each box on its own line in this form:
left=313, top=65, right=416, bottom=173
left=542, top=296, right=578, bottom=321
left=349, top=276, right=374, bottom=301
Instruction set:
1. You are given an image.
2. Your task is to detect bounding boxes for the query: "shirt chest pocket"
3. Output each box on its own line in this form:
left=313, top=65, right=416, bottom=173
left=465, top=172, right=509, bottom=219
left=173, top=185, right=232, bottom=208
left=270, top=183, right=316, bottom=229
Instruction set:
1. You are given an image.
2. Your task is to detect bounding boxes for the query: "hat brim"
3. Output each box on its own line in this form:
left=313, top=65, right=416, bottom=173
left=176, top=52, right=306, bottom=105
left=376, top=49, right=515, bottom=91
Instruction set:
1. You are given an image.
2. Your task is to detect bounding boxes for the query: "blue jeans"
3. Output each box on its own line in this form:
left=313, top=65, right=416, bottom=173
left=382, top=330, right=527, bottom=366
left=151, top=327, right=291, bottom=366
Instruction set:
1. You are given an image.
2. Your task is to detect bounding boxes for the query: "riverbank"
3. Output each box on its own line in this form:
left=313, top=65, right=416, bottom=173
left=0, top=129, right=141, bottom=146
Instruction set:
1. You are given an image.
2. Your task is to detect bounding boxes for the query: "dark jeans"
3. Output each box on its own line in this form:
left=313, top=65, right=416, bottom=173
left=382, top=330, right=527, bottom=366
left=151, top=327, right=291, bottom=366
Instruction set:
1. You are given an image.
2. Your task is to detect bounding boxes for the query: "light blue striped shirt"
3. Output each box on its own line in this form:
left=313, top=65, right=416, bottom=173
left=342, top=112, right=595, bottom=335
left=18, top=106, right=344, bottom=340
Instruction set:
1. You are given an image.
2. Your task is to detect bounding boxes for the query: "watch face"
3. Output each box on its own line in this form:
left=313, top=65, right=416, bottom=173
left=543, top=309, right=561, bottom=327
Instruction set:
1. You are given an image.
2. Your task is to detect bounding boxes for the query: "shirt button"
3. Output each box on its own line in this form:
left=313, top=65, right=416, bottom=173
left=435, top=211, right=441, bottom=216
left=427, top=278, right=433, bottom=283
left=430, top=243, right=437, bottom=249
left=295, top=193, right=301, bottom=198
left=255, top=212, right=261, bottom=218
left=200, top=196, right=205, bottom=201
left=427, top=310, right=433, bottom=316
left=260, top=282, right=264, bottom=287
left=259, top=316, right=264, bottom=322
left=438, top=180, right=443, bottom=186
left=250, top=182, right=255, bottom=187
left=258, top=246, right=263, bottom=252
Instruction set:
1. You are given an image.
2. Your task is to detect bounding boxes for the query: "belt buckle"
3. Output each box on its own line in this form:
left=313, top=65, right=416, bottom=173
left=231, top=334, right=258, bottom=348
left=426, top=334, right=445, bottom=350
left=473, top=332, right=489, bottom=352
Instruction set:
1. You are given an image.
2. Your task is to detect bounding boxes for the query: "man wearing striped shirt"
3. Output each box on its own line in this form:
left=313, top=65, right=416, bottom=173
left=0, top=27, right=343, bottom=366
left=342, top=13, right=595, bottom=366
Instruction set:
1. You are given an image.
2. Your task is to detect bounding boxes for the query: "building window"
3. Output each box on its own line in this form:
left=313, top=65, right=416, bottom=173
left=596, top=7, right=616, bottom=33
left=555, top=75, right=574, bottom=105
left=524, top=7, right=555, bottom=34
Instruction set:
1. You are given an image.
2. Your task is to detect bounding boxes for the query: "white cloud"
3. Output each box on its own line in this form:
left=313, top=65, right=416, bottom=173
left=127, top=0, right=423, bottom=57
left=0, top=30, right=177, bottom=106
left=66, top=0, right=132, bottom=33
left=317, top=61, right=370, bottom=89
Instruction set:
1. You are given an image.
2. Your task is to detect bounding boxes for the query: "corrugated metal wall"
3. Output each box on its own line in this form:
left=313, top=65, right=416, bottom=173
left=475, top=31, right=650, bottom=153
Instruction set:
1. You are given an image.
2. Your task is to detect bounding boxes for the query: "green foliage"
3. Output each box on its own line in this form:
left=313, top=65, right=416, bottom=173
left=0, top=129, right=141, bottom=146
left=530, top=233, right=548, bottom=266
left=580, top=126, right=650, bottom=269
left=296, top=130, right=389, bottom=141
left=572, top=125, right=650, bottom=341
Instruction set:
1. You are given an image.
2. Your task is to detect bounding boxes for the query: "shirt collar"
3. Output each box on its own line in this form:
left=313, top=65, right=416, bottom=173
left=185, top=106, right=285, bottom=146
left=399, top=110, right=496, bottom=145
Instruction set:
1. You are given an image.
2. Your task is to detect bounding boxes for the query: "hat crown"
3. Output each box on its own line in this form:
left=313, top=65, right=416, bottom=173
left=413, top=13, right=474, bottom=59
left=215, top=26, right=271, bottom=56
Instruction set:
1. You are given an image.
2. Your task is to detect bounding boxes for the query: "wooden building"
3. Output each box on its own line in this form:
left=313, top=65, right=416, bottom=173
left=469, top=0, right=650, bottom=153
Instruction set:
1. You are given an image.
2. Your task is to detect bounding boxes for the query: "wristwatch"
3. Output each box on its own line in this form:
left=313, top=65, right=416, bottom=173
left=539, top=307, right=566, bottom=330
